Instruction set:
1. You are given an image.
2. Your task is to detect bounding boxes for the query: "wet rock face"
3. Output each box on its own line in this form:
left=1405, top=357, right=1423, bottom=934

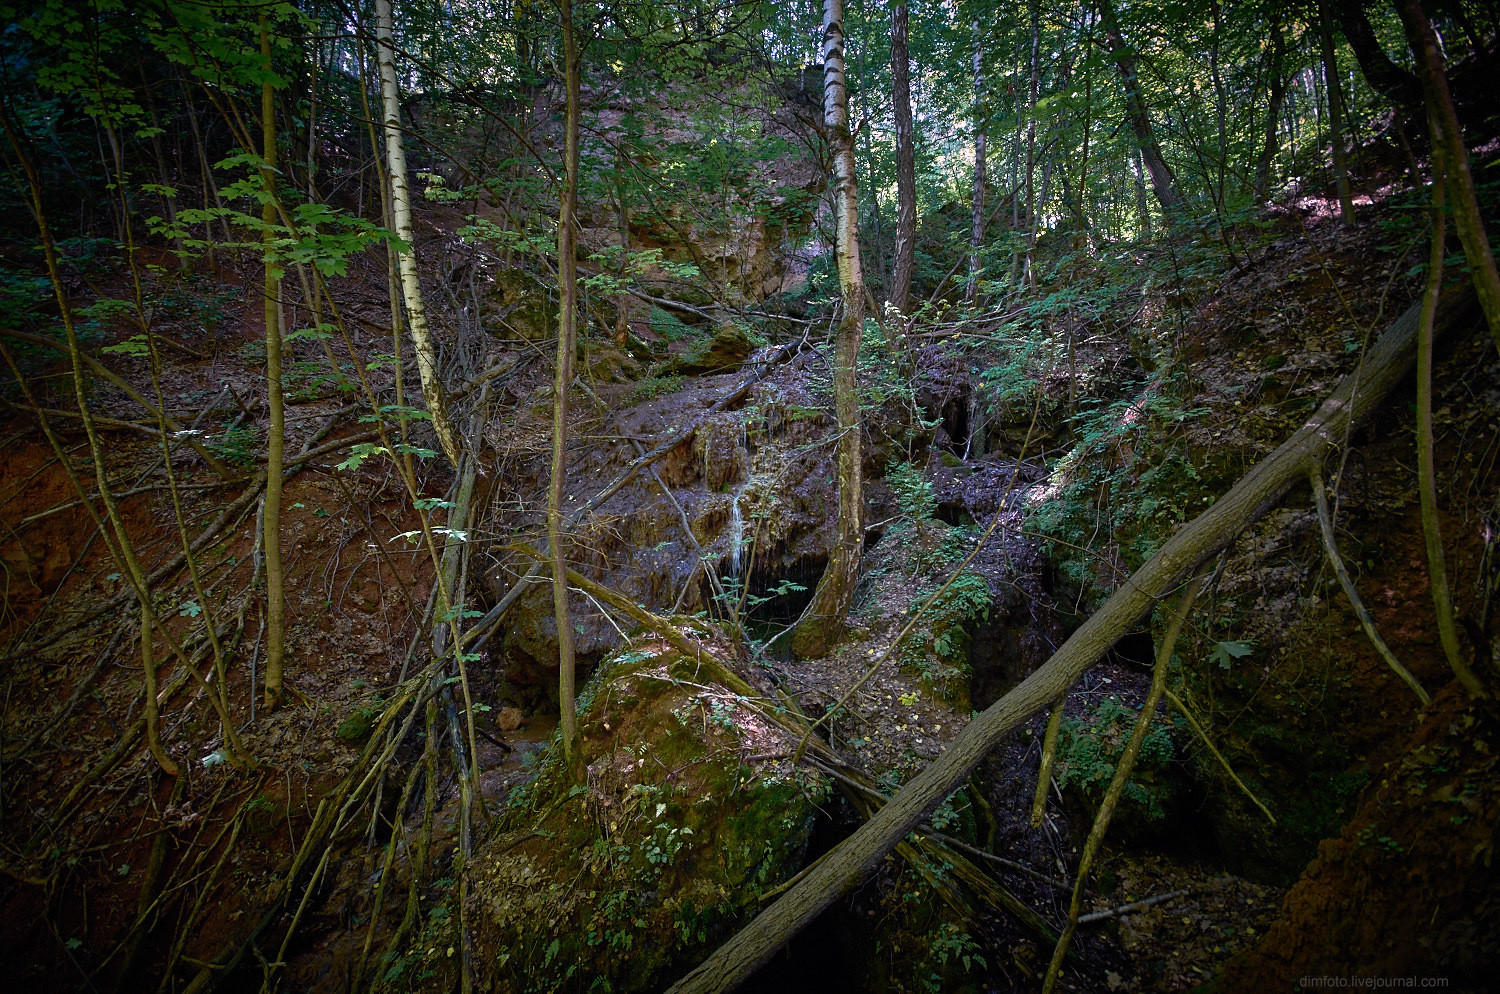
left=490, top=363, right=841, bottom=694
left=468, top=640, right=829, bottom=993
left=477, top=268, right=555, bottom=341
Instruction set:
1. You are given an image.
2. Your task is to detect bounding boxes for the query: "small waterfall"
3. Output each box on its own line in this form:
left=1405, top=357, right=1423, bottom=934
left=729, top=489, right=745, bottom=577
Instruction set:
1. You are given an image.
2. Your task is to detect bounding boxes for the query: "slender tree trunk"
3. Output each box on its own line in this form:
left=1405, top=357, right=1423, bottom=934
left=1396, top=0, right=1500, bottom=350
left=1318, top=8, right=1356, bottom=222
left=967, top=18, right=986, bottom=303
left=1023, top=0, right=1040, bottom=283
left=1255, top=14, right=1289, bottom=202
left=306, top=5, right=319, bottom=199
left=789, top=0, right=866, bottom=660
left=551, top=0, right=582, bottom=763
left=1415, top=156, right=1486, bottom=697
left=614, top=151, right=631, bottom=349
left=1071, top=11, right=1094, bottom=245
left=260, top=14, right=287, bottom=710
left=374, top=0, right=463, bottom=468
left=888, top=2, right=915, bottom=318
left=1098, top=0, right=1182, bottom=214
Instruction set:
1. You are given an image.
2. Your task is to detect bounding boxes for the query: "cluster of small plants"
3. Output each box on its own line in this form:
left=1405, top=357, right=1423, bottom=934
left=899, top=571, right=991, bottom=696
left=1056, top=695, right=1178, bottom=823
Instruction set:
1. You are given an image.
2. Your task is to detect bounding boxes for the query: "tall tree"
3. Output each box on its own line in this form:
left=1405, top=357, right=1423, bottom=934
left=374, top=0, right=463, bottom=469
left=551, top=0, right=583, bottom=763
left=1318, top=5, right=1355, bottom=222
left=790, top=0, right=866, bottom=659
left=1395, top=0, right=1500, bottom=350
left=888, top=1, right=916, bottom=318
left=1098, top=0, right=1182, bottom=214
left=967, top=17, right=986, bottom=303
left=259, top=13, right=287, bottom=708
left=1333, top=0, right=1422, bottom=107
left=1254, top=11, right=1290, bottom=202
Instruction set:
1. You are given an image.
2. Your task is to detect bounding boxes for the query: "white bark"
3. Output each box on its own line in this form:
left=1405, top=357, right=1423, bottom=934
left=374, top=0, right=461, bottom=468
left=788, top=0, right=866, bottom=659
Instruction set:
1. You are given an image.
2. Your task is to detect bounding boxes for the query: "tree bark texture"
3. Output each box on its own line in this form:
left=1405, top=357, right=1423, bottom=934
left=666, top=288, right=1477, bottom=994
left=1395, top=0, right=1500, bottom=351
left=260, top=14, right=286, bottom=708
left=1318, top=9, right=1355, bottom=222
left=1098, top=0, right=1181, bottom=214
left=789, top=0, right=865, bottom=660
left=888, top=2, right=916, bottom=317
left=967, top=18, right=986, bottom=303
left=374, top=0, right=463, bottom=469
left=551, top=0, right=583, bottom=761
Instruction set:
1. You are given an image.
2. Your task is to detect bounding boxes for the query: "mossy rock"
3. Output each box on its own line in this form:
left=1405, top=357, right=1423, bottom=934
left=482, top=268, right=554, bottom=341
left=336, top=705, right=380, bottom=743
left=584, top=345, right=643, bottom=384
left=654, top=322, right=762, bottom=376
left=468, top=637, right=829, bottom=993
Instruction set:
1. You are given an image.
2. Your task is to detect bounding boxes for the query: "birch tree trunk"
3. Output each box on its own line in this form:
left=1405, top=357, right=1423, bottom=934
left=551, top=0, right=582, bottom=763
left=888, top=2, right=916, bottom=318
left=1098, top=0, right=1182, bottom=214
left=789, top=0, right=866, bottom=660
left=374, top=0, right=462, bottom=469
left=260, top=14, right=287, bottom=708
left=1395, top=0, right=1500, bottom=350
left=967, top=19, right=986, bottom=304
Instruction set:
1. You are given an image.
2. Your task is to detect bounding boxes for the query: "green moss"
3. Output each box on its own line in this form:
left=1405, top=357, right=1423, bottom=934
left=469, top=640, right=827, bottom=993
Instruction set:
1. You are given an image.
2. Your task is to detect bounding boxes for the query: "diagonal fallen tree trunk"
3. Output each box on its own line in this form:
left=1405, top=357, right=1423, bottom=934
left=666, top=287, right=1479, bottom=994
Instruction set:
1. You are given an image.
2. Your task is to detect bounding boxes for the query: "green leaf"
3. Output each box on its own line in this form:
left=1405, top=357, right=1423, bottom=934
left=336, top=442, right=386, bottom=472
left=1209, top=640, right=1254, bottom=670
left=101, top=334, right=149, bottom=357
left=178, top=600, right=201, bottom=618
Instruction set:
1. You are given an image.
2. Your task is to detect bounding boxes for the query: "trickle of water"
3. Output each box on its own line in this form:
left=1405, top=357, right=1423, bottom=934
left=729, top=490, right=744, bottom=577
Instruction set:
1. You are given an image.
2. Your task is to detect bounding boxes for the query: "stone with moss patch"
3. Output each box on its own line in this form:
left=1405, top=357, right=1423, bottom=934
left=467, top=637, right=829, bottom=993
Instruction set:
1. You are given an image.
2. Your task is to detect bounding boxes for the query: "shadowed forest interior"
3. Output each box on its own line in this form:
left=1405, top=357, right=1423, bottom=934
left=2, top=0, right=1499, bottom=991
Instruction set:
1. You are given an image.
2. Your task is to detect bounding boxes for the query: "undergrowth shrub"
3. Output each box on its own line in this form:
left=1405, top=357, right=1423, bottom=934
left=900, top=571, right=991, bottom=703
left=1056, top=695, right=1179, bottom=824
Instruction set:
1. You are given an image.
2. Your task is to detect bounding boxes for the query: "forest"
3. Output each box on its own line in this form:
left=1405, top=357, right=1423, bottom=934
left=0, top=0, right=1497, bottom=990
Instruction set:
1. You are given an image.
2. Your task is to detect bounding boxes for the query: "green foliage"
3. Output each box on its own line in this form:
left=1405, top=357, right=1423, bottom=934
left=1209, top=639, right=1255, bottom=670
left=207, top=422, right=257, bottom=468
left=887, top=462, right=937, bottom=525
left=1057, top=696, right=1178, bottom=824
left=899, top=572, right=991, bottom=699
left=627, top=374, right=685, bottom=405
left=646, top=306, right=695, bottom=343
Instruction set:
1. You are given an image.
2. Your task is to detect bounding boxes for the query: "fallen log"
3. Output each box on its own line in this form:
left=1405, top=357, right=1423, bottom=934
left=665, top=287, right=1480, bottom=994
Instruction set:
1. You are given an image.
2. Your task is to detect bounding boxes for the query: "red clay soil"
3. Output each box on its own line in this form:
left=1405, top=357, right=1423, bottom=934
left=1220, top=685, right=1500, bottom=991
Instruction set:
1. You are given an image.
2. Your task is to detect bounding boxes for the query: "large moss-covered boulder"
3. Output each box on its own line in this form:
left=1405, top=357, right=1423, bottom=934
left=468, top=636, right=829, bottom=992
left=654, top=321, right=761, bottom=376
left=481, top=268, right=554, bottom=341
